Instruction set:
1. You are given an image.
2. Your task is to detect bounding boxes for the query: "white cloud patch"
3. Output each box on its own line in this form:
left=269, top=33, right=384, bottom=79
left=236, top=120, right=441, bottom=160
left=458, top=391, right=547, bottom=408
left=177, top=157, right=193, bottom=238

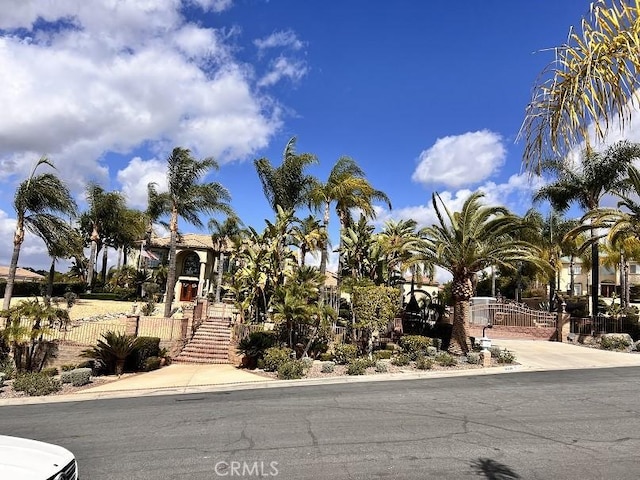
left=117, top=157, right=168, bottom=209
left=258, top=56, right=308, bottom=87
left=412, top=130, right=506, bottom=188
left=254, top=30, right=303, bottom=52
left=0, top=208, right=51, bottom=270
left=0, top=0, right=284, bottom=189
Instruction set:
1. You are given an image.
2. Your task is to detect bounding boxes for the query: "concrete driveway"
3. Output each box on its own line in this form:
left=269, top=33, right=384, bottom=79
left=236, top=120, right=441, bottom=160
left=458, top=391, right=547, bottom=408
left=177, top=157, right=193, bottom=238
left=494, top=339, right=640, bottom=370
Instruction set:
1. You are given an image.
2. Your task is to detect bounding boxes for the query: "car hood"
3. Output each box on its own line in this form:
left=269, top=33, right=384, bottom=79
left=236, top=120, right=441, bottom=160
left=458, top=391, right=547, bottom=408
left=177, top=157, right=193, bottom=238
left=0, top=435, right=75, bottom=479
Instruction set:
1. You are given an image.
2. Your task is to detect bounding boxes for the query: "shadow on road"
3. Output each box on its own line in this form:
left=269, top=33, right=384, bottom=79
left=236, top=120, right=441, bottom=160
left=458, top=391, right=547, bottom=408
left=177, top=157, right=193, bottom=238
left=471, top=458, right=521, bottom=479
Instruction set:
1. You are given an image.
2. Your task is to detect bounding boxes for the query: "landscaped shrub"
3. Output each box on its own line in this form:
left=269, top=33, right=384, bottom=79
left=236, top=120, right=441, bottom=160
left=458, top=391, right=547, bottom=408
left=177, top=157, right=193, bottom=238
left=319, top=352, right=333, bottom=362
left=466, top=352, right=481, bottom=365
left=600, top=335, right=632, bottom=351
left=435, top=352, right=457, bottom=367
left=277, top=360, right=305, bottom=380
left=41, top=367, right=58, bottom=377
left=333, top=344, right=359, bottom=365
left=60, top=364, right=76, bottom=372
left=0, top=359, right=15, bottom=381
left=375, top=360, right=388, bottom=373
left=144, top=356, right=162, bottom=372
left=12, top=372, right=62, bottom=396
left=81, top=331, right=139, bottom=375
left=399, top=335, right=431, bottom=359
left=300, top=357, right=314, bottom=370
left=237, top=331, right=277, bottom=367
left=426, top=346, right=438, bottom=357
left=129, top=337, right=161, bottom=371
left=346, top=358, right=370, bottom=375
left=391, top=353, right=411, bottom=366
left=496, top=349, right=516, bottom=364
left=321, top=361, right=336, bottom=373
left=373, top=350, right=392, bottom=360
left=263, top=347, right=294, bottom=372
left=415, top=354, right=434, bottom=370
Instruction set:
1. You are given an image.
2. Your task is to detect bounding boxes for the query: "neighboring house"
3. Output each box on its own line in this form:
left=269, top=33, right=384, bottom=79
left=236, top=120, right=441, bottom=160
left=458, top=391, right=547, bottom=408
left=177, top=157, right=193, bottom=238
left=0, top=266, right=45, bottom=283
left=134, top=234, right=229, bottom=303
left=557, top=257, right=630, bottom=298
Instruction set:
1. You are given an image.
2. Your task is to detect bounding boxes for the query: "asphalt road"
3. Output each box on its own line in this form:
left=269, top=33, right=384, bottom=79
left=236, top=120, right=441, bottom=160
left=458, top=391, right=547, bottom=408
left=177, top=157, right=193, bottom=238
left=2, top=368, right=640, bottom=479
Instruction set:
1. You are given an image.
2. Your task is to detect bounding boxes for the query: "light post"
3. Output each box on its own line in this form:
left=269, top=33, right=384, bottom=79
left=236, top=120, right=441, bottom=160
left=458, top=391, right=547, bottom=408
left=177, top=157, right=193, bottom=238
left=480, top=324, right=493, bottom=352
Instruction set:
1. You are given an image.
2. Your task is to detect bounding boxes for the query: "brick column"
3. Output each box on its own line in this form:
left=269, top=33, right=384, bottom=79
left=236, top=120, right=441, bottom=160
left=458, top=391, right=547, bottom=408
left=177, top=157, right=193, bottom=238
left=126, top=315, right=139, bottom=337
left=556, top=311, right=571, bottom=342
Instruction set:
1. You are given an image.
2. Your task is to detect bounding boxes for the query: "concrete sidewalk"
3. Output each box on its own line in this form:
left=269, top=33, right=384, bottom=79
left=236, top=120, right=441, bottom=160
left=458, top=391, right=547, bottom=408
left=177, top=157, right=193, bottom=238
left=494, top=339, right=640, bottom=370
left=2, top=340, right=640, bottom=406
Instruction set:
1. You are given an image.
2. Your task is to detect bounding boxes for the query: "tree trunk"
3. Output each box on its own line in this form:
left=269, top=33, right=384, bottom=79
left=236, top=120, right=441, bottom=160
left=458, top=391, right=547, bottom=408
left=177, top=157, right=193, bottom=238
left=116, top=247, right=123, bottom=270
left=163, top=210, right=179, bottom=318
left=624, top=259, right=630, bottom=308
left=86, top=225, right=99, bottom=293
left=451, top=275, right=473, bottom=354
left=101, top=245, right=109, bottom=283
left=318, top=201, right=331, bottom=305
left=47, top=258, right=56, bottom=299
left=2, top=243, right=22, bottom=313
left=591, top=236, right=599, bottom=319
left=215, top=252, right=225, bottom=303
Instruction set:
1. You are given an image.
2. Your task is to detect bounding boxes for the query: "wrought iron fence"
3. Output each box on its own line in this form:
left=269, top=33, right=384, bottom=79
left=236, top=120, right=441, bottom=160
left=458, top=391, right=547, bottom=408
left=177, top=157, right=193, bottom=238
left=570, top=316, right=639, bottom=336
left=470, top=301, right=557, bottom=328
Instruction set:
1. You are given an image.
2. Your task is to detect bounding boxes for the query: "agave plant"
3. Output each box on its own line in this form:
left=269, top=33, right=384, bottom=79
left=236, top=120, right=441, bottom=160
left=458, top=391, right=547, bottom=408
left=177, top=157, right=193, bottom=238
left=81, top=331, right=138, bottom=375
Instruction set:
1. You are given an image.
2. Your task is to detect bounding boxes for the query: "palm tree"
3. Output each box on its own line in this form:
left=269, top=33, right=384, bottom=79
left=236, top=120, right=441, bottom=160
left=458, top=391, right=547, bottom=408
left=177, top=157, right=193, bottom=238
left=44, top=225, right=84, bottom=300
left=81, top=184, right=127, bottom=291
left=151, top=147, right=234, bottom=318
left=308, top=156, right=391, bottom=289
left=534, top=141, right=640, bottom=318
left=340, top=215, right=377, bottom=281
left=418, top=192, right=549, bottom=353
left=377, top=219, right=422, bottom=286
left=2, top=157, right=76, bottom=312
left=522, top=209, right=581, bottom=307
left=254, top=137, right=317, bottom=212
left=291, top=215, right=326, bottom=267
left=209, top=215, right=245, bottom=302
left=521, top=0, right=640, bottom=171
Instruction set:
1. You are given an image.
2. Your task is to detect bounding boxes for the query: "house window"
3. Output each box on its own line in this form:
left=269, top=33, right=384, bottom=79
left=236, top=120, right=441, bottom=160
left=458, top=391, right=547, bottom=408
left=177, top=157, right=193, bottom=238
left=182, top=252, right=200, bottom=277
left=574, top=284, right=582, bottom=296
left=573, top=265, right=582, bottom=275
left=631, top=264, right=638, bottom=274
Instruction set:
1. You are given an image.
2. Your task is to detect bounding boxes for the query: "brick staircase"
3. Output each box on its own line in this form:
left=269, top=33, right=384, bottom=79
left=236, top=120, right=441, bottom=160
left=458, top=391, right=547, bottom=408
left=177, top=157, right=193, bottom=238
left=174, top=317, right=232, bottom=364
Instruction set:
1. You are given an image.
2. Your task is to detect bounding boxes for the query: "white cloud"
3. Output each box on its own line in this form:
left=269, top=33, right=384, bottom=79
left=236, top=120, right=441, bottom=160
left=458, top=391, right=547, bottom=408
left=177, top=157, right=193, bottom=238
left=0, top=208, right=51, bottom=270
left=258, top=56, right=308, bottom=87
left=0, top=0, right=282, bottom=189
left=412, top=130, right=506, bottom=188
left=254, top=30, right=303, bottom=52
left=117, top=157, right=168, bottom=209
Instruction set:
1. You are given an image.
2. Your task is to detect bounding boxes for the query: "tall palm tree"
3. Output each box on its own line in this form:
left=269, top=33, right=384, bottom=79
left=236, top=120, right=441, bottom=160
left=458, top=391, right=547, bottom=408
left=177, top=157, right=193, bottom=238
left=340, top=215, right=378, bottom=282
left=2, top=157, right=76, bottom=312
left=291, top=215, right=326, bottom=267
left=151, top=147, right=234, bottom=318
left=254, top=137, right=317, bottom=212
left=534, top=141, right=640, bottom=318
left=81, top=184, right=127, bottom=291
left=209, top=215, right=245, bottom=302
left=308, top=156, right=391, bottom=289
left=522, top=209, right=581, bottom=307
left=377, top=219, right=422, bottom=286
left=521, top=0, right=640, bottom=171
left=44, top=225, right=84, bottom=300
left=418, top=192, right=549, bottom=353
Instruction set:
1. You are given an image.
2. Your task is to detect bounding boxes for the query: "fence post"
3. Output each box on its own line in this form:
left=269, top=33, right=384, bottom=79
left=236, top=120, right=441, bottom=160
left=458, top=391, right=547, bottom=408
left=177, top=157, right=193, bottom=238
left=556, top=311, right=571, bottom=342
left=126, top=315, right=140, bottom=337
left=180, top=317, right=189, bottom=340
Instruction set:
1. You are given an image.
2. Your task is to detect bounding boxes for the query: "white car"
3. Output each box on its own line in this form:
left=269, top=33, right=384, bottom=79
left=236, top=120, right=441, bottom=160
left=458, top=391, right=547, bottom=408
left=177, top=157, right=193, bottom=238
left=0, top=435, right=78, bottom=479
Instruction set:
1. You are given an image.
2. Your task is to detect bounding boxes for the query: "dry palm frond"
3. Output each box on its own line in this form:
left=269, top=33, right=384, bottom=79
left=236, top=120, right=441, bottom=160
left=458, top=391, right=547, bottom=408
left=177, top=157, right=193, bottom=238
left=521, top=0, right=640, bottom=172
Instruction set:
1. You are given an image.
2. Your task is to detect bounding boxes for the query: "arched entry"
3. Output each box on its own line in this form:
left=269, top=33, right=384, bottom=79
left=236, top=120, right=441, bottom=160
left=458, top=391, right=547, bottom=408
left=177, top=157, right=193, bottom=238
left=180, top=281, right=199, bottom=302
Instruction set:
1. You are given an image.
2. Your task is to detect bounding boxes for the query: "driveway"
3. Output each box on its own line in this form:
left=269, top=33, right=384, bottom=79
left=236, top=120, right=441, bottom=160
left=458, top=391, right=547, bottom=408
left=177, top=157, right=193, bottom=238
left=494, top=338, right=640, bottom=370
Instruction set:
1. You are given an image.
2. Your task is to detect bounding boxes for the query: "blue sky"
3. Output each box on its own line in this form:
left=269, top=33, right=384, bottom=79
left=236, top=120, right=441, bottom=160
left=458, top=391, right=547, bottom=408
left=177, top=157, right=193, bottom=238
left=0, top=1, right=616, bottom=273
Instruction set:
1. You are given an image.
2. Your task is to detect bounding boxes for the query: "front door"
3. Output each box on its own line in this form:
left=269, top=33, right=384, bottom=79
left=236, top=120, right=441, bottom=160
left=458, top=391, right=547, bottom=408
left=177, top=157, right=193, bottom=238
left=180, top=281, right=199, bottom=302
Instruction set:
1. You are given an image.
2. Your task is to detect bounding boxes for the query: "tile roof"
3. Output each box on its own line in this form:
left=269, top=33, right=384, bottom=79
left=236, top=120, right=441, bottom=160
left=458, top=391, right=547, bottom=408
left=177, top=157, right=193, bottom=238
left=0, top=266, right=45, bottom=282
left=149, top=233, right=232, bottom=250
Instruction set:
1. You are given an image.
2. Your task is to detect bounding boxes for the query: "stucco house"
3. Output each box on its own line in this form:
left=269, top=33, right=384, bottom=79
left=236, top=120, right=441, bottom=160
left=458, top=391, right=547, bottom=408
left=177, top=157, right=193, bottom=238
left=134, top=233, right=229, bottom=304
